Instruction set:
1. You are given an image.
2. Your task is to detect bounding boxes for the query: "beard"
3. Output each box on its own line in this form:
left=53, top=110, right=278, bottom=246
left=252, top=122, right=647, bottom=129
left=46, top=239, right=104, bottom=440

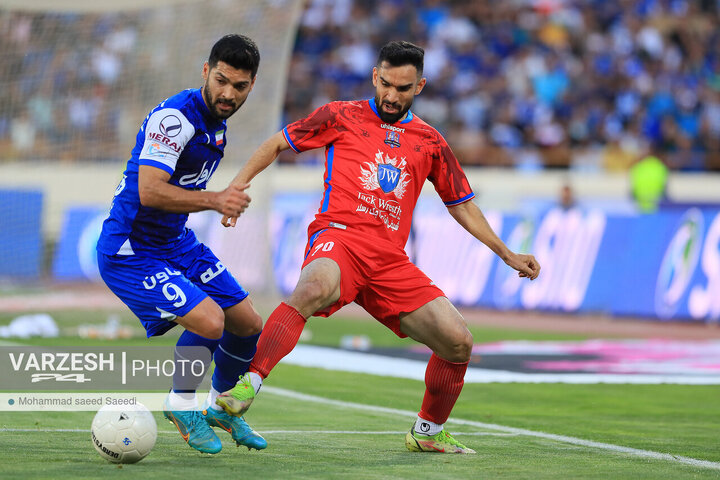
left=374, top=95, right=412, bottom=124
left=202, top=82, right=240, bottom=120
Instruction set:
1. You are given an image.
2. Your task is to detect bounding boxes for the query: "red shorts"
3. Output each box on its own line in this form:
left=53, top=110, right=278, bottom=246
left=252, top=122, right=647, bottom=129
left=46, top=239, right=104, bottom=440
left=301, top=226, right=445, bottom=337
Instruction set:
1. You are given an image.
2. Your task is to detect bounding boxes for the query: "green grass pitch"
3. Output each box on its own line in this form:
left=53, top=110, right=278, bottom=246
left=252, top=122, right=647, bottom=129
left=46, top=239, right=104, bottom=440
left=0, top=310, right=718, bottom=479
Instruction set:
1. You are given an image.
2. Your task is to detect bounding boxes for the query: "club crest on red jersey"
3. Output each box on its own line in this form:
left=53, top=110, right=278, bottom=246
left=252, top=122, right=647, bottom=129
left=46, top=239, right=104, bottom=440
left=384, top=130, right=401, bottom=148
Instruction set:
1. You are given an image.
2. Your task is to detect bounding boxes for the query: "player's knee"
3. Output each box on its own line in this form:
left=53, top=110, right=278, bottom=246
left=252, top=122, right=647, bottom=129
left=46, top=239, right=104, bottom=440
left=245, top=311, right=263, bottom=335
left=294, top=277, right=337, bottom=309
left=204, top=316, right=225, bottom=339
left=447, top=330, right=473, bottom=363
left=198, top=305, right=225, bottom=339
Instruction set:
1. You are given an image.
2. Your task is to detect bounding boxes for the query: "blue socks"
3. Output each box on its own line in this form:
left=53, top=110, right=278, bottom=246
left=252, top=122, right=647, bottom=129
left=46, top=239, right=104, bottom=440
left=170, top=328, right=261, bottom=411
left=212, top=331, right=260, bottom=392
left=172, top=329, right=220, bottom=394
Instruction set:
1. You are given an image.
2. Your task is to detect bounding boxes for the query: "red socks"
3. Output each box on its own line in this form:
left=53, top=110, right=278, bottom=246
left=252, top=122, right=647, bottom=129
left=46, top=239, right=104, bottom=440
left=249, top=302, right=306, bottom=379
left=418, top=353, right=468, bottom=425
left=250, top=303, right=466, bottom=426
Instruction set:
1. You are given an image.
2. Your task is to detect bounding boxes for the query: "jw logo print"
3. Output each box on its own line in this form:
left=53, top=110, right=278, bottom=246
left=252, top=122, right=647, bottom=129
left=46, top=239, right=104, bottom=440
left=359, top=150, right=411, bottom=198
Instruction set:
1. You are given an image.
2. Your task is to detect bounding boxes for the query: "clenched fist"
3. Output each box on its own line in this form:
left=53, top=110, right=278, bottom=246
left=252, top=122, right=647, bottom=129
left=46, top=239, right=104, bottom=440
left=215, top=182, right=251, bottom=218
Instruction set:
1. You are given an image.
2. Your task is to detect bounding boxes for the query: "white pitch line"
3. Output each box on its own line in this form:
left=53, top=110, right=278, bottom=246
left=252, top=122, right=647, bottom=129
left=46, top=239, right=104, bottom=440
left=0, top=428, right=514, bottom=436
left=3, top=387, right=718, bottom=471
left=263, top=386, right=720, bottom=471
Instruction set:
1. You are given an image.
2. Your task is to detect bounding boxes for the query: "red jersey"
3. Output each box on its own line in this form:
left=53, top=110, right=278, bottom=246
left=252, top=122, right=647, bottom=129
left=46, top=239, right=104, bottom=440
left=283, top=99, right=475, bottom=249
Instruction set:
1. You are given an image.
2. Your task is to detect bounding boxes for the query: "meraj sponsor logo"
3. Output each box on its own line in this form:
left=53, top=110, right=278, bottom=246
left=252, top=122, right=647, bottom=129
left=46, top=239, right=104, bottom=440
left=147, top=132, right=182, bottom=152
left=159, top=114, right=182, bottom=137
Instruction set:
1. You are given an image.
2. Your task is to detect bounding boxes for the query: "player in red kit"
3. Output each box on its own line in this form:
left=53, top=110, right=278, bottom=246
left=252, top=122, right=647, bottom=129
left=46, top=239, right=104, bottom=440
left=217, top=41, right=541, bottom=454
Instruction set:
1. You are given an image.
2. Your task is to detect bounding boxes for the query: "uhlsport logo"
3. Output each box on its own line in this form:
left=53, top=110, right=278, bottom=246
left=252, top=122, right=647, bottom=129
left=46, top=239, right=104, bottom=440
left=655, top=208, right=704, bottom=318
left=159, top=115, right=182, bottom=137
left=359, top=150, right=410, bottom=198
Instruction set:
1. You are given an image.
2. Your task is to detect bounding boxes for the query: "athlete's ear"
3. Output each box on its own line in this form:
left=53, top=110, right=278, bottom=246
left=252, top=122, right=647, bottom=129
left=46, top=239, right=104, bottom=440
left=414, top=77, right=426, bottom=96
left=202, top=61, right=210, bottom=82
left=372, top=67, right=378, bottom=87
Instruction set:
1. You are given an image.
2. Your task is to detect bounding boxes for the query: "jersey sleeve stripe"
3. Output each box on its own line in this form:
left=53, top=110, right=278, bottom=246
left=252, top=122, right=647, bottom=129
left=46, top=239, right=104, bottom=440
left=444, top=192, right=475, bottom=207
left=282, top=127, right=301, bottom=153
left=139, top=159, right=175, bottom=175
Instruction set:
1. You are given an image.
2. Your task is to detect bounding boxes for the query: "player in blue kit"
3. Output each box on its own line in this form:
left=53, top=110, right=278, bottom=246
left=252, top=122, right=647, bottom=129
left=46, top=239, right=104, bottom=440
left=96, top=34, right=266, bottom=454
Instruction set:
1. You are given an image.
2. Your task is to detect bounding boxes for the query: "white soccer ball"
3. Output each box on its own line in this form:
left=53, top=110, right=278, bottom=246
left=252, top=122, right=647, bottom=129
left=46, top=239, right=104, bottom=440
left=91, top=403, right=157, bottom=463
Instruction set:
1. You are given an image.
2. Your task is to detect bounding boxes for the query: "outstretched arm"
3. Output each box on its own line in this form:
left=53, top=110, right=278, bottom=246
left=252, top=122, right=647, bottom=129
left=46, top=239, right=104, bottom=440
left=138, top=165, right=250, bottom=216
left=222, top=131, right=291, bottom=227
left=447, top=200, right=540, bottom=280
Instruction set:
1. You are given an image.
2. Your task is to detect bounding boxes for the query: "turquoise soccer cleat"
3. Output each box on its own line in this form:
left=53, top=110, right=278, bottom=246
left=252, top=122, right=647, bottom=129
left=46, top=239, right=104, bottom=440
left=163, top=404, right=222, bottom=454
left=203, top=407, right=268, bottom=450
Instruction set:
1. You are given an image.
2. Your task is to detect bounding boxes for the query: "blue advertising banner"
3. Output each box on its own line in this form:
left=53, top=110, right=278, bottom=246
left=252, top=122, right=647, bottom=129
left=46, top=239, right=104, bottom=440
left=268, top=193, right=720, bottom=323
left=53, top=193, right=720, bottom=323
left=52, top=207, right=106, bottom=281
left=0, top=189, right=43, bottom=278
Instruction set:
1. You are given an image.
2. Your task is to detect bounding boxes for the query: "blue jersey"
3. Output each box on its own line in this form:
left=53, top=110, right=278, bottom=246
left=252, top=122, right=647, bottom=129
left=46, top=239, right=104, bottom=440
left=97, top=88, right=228, bottom=257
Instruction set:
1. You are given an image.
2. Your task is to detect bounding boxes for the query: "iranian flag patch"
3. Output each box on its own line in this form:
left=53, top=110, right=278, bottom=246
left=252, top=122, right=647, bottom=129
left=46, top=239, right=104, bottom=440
left=215, top=130, right=224, bottom=145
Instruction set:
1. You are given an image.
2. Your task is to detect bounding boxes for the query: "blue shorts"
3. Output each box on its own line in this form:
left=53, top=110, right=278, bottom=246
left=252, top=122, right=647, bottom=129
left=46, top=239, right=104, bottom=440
left=97, top=243, right=248, bottom=337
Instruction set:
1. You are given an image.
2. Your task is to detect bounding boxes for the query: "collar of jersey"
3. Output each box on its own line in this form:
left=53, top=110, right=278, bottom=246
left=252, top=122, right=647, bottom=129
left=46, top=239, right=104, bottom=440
left=367, top=99, right=414, bottom=124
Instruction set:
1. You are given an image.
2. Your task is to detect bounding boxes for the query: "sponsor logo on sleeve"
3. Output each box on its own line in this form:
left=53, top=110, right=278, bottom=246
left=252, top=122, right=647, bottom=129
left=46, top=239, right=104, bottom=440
left=146, top=143, right=167, bottom=158
left=147, top=133, right=182, bottom=153
left=159, top=115, right=182, bottom=137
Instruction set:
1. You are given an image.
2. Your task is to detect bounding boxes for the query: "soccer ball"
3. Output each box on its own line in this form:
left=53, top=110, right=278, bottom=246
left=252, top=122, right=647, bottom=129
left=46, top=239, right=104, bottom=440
left=91, top=403, right=157, bottom=464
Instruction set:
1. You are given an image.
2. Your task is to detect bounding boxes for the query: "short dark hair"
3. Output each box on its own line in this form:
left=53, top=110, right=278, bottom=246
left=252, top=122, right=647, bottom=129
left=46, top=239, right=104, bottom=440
left=377, top=41, right=424, bottom=76
left=208, top=34, right=260, bottom=78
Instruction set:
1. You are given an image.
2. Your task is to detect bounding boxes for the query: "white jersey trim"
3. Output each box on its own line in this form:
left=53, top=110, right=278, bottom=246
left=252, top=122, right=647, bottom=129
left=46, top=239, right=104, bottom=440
left=116, top=238, right=135, bottom=255
left=138, top=108, right=195, bottom=172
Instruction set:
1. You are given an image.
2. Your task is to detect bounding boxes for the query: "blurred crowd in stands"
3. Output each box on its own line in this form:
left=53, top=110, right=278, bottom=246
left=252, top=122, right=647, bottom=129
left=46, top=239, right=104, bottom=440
left=2, top=0, right=720, bottom=172
left=281, top=0, right=720, bottom=171
left=0, top=12, right=141, bottom=163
